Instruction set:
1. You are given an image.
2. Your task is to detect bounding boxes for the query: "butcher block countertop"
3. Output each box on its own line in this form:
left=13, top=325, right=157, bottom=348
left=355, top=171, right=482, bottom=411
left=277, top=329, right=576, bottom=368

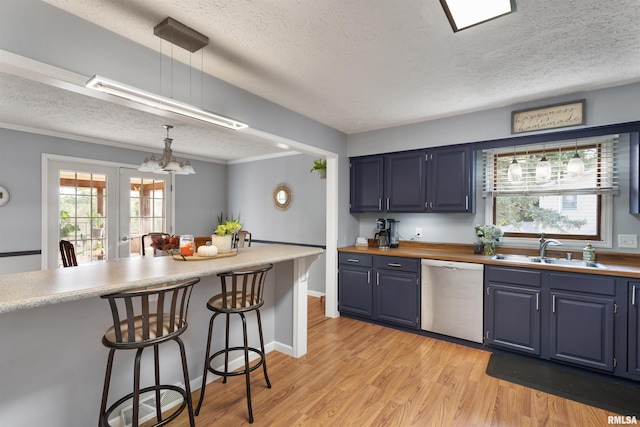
left=339, top=241, right=640, bottom=279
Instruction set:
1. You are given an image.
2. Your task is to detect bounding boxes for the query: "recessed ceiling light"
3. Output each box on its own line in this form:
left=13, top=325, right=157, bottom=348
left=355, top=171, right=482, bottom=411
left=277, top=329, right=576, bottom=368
left=440, top=0, right=516, bottom=32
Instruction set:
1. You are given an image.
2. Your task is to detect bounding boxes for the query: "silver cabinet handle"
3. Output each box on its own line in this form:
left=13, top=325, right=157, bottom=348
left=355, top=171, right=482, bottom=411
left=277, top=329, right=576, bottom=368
left=633, top=285, right=636, bottom=306
left=465, top=195, right=469, bottom=210
left=388, top=263, right=402, bottom=267
left=367, top=270, right=371, bottom=284
left=536, top=292, right=539, bottom=311
left=378, top=198, right=382, bottom=210
left=552, top=294, right=556, bottom=313
left=376, top=272, right=380, bottom=286
left=347, top=258, right=360, bottom=263
left=386, top=198, right=390, bottom=210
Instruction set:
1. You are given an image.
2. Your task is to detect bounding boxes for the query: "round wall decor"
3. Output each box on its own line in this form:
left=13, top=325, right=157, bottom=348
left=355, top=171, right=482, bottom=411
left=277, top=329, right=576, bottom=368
left=272, top=183, right=293, bottom=211
left=0, top=185, right=9, bottom=207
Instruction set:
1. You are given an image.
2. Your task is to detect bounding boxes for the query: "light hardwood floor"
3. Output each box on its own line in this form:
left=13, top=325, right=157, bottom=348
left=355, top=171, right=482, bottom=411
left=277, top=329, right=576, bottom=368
left=172, top=296, right=619, bottom=426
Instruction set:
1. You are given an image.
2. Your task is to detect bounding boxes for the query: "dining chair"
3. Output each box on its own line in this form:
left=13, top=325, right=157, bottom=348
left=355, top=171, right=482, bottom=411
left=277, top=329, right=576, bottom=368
left=59, top=239, right=77, bottom=267
left=234, top=230, right=252, bottom=248
left=141, top=233, right=172, bottom=256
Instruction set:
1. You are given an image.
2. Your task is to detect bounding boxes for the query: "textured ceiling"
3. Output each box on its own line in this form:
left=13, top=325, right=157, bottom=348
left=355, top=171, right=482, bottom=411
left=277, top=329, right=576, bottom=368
left=2, top=0, right=640, bottom=162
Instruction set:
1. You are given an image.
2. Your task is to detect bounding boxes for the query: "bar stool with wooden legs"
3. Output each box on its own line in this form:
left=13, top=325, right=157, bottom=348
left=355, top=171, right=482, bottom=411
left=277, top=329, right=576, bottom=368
left=195, top=264, right=273, bottom=423
left=99, top=277, right=200, bottom=427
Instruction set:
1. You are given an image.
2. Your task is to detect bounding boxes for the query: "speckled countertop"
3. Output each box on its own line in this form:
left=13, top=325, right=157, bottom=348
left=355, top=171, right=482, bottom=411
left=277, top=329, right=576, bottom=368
left=0, top=244, right=324, bottom=314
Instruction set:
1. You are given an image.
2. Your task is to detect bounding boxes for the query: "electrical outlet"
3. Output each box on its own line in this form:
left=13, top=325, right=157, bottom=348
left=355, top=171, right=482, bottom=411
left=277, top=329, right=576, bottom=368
left=618, top=234, right=638, bottom=248
left=415, top=227, right=422, bottom=237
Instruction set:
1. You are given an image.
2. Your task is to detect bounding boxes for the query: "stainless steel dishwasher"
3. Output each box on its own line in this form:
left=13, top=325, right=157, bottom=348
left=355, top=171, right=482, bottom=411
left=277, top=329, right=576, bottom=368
left=421, top=259, right=484, bottom=343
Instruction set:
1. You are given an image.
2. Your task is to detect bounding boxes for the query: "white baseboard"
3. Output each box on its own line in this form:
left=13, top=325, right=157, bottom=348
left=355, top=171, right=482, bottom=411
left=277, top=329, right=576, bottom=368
left=307, top=290, right=325, bottom=298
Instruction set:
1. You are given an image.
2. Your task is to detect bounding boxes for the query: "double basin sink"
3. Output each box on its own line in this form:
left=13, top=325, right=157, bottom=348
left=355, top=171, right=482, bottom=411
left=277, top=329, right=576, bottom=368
left=491, top=253, right=607, bottom=270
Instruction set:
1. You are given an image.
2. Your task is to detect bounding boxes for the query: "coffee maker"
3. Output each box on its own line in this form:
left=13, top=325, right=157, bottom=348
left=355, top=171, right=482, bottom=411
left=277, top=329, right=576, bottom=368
left=388, top=219, right=400, bottom=248
left=374, top=218, right=390, bottom=249
left=375, top=218, right=400, bottom=249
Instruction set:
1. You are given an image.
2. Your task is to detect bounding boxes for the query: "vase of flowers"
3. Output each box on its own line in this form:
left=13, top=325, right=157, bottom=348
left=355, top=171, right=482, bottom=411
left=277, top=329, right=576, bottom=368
left=475, top=224, right=503, bottom=256
left=212, top=215, right=242, bottom=254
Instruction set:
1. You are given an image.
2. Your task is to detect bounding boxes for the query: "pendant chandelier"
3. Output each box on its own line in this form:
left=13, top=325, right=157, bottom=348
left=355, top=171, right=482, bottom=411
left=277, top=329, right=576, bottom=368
left=535, top=144, right=551, bottom=182
left=138, top=125, right=195, bottom=175
left=567, top=140, right=585, bottom=177
left=507, top=146, right=522, bottom=182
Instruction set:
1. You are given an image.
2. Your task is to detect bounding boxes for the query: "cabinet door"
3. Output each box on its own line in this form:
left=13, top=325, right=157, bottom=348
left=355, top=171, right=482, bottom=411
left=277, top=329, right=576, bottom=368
left=375, top=270, right=419, bottom=328
left=427, top=146, right=473, bottom=213
left=629, top=282, right=640, bottom=377
left=550, top=291, right=615, bottom=372
left=384, top=150, right=426, bottom=212
left=485, top=283, right=541, bottom=355
left=350, top=156, right=384, bottom=212
left=630, top=132, right=639, bottom=214
left=338, top=266, right=373, bottom=317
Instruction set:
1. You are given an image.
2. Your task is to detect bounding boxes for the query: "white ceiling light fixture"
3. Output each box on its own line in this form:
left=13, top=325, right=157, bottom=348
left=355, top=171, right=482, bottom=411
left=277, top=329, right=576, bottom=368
left=138, top=125, right=195, bottom=175
left=507, top=147, right=522, bottom=182
left=535, top=145, right=552, bottom=182
left=85, top=75, right=247, bottom=130
left=567, top=140, right=585, bottom=177
left=85, top=17, right=248, bottom=131
left=440, top=0, right=516, bottom=32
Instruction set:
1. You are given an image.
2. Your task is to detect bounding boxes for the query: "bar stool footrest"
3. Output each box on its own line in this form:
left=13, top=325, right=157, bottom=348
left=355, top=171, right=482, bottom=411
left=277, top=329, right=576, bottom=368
left=207, top=346, right=266, bottom=377
left=101, top=384, right=188, bottom=427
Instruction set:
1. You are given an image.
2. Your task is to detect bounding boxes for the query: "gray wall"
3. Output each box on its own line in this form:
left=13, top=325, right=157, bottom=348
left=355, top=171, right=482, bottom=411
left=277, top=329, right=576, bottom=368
left=0, top=129, right=228, bottom=273
left=347, top=83, right=640, bottom=254
left=228, top=153, right=327, bottom=293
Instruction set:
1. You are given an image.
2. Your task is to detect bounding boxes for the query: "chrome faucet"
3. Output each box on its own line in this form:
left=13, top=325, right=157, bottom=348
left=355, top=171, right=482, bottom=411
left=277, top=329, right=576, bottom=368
left=539, top=234, right=562, bottom=258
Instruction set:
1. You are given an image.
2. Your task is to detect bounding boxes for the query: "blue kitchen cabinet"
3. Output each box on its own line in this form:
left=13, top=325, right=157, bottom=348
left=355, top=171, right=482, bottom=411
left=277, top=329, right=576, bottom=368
left=350, top=145, right=474, bottom=213
left=549, top=272, right=617, bottom=372
left=549, top=291, right=615, bottom=372
left=384, top=150, right=427, bottom=212
left=374, top=256, right=420, bottom=329
left=630, top=132, right=639, bottom=214
left=338, top=253, right=420, bottom=329
left=427, top=145, right=474, bottom=213
left=338, top=253, right=374, bottom=317
left=484, top=266, right=542, bottom=355
left=629, top=280, right=640, bottom=378
left=350, top=155, right=384, bottom=212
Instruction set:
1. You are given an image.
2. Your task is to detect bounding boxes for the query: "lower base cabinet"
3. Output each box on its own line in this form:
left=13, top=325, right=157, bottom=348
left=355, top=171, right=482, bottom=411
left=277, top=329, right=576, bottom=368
left=339, top=253, right=420, bottom=329
left=485, top=266, right=625, bottom=376
left=485, top=283, right=541, bottom=355
left=550, top=291, right=615, bottom=371
left=628, top=281, right=640, bottom=378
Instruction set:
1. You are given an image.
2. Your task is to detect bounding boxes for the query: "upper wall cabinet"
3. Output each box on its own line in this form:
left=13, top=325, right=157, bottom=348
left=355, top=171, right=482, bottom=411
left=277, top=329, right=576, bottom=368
left=350, top=146, right=474, bottom=213
left=427, top=145, right=474, bottom=213
left=385, top=150, right=428, bottom=212
left=630, top=133, right=639, bottom=214
left=350, top=155, right=384, bottom=212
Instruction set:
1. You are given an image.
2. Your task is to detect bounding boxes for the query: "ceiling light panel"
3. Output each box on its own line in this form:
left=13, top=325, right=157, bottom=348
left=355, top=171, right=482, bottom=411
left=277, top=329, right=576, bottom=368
left=441, top=0, right=516, bottom=32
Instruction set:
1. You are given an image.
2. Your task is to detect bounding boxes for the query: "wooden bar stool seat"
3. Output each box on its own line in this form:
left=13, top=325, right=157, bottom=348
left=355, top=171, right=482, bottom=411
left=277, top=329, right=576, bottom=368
left=195, top=264, right=273, bottom=423
left=98, top=277, right=200, bottom=427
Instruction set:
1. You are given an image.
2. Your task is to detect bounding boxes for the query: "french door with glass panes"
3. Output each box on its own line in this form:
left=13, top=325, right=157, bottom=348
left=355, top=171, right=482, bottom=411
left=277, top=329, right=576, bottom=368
left=45, top=157, right=172, bottom=269
left=119, top=168, right=173, bottom=257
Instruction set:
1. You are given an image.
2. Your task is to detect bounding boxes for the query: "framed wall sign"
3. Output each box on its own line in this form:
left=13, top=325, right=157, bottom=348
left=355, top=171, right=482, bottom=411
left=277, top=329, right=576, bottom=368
left=512, top=100, right=585, bottom=134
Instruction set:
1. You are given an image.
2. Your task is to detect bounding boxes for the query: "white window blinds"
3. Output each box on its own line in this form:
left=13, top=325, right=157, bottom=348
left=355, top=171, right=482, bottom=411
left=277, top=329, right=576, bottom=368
left=483, top=135, right=619, bottom=197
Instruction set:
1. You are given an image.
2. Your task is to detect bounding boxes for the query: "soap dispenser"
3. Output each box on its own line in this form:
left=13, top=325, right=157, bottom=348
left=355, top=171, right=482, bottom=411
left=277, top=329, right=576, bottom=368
left=582, top=242, right=596, bottom=261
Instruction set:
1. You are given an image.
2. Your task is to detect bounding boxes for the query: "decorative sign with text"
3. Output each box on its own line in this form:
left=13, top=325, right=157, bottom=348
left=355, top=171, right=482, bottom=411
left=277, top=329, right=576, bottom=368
left=511, top=100, right=585, bottom=134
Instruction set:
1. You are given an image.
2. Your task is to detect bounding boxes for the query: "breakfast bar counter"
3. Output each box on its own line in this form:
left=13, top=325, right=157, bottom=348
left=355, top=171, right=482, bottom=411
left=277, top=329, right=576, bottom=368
left=0, top=244, right=324, bottom=313
left=0, top=244, right=323, bottom=427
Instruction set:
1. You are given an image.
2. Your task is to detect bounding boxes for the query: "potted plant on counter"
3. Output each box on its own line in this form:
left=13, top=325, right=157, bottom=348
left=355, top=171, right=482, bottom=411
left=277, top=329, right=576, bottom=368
left=211, top=213, right=242, bottom=254
left=475, top=224, right=503, bottom=256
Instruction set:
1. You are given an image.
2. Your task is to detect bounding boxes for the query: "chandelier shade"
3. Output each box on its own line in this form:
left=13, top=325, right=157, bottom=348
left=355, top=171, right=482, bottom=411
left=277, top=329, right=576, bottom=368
left=138, top=125, right=195, bottom=175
